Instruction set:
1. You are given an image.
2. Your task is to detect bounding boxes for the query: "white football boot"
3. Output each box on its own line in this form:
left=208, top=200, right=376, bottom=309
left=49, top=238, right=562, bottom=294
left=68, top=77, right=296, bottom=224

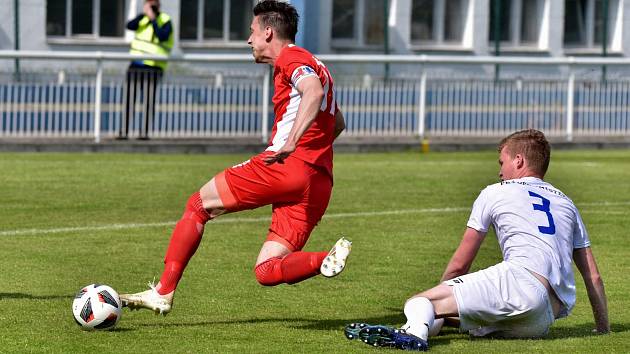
left=120, top=283, right=173, bottom=316
left=320, top=237, right=352, bottom=277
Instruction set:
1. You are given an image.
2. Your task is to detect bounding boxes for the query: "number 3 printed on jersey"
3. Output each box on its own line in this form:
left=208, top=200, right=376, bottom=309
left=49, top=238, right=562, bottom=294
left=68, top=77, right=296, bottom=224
left=528, top=191, right=556, bottom=235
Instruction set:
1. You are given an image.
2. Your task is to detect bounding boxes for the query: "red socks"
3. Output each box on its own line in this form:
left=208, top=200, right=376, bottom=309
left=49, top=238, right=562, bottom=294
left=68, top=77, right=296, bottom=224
left=158, top=192, right=211, bottom=295
left=254, top=251, right=328, bottom=286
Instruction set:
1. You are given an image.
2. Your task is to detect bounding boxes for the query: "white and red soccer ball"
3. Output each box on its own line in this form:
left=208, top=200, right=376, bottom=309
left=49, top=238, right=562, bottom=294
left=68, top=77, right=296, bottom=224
left=72, top=284, right=122, bottom=330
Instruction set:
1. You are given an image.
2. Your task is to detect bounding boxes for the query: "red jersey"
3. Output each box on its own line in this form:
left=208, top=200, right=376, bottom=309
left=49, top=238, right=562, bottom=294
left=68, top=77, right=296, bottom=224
left=267, top=45, right=338, bottom=177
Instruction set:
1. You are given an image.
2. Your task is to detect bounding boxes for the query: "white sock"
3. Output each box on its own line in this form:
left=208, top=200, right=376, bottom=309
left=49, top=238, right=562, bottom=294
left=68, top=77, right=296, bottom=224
left=428, top=318, right=444, bottom=337
left=402, top=297, right=435, bottom=341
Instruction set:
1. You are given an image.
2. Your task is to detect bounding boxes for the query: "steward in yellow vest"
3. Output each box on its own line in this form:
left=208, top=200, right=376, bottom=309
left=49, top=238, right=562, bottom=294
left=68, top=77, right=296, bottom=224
left=120, top=0, right=172, bottom=140
left=127, top=0, right=173, bottom=71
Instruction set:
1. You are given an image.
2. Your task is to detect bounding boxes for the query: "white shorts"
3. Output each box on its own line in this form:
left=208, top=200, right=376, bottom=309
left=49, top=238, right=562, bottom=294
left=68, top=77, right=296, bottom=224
left=444, top=261, right=555, bottom=338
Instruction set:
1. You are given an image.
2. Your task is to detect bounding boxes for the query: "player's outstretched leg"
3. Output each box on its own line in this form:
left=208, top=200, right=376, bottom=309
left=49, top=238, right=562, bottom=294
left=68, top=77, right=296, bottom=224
left=121, top=191, right=213, bottom=315
left=320, top=237, right=352, bottom=277
left=357, top=324, right=428, bottom=351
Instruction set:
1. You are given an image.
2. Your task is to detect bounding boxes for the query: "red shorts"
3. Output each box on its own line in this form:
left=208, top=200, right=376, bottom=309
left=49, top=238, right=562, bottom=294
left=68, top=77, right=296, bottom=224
left=215, top=152, right=333, bottom=252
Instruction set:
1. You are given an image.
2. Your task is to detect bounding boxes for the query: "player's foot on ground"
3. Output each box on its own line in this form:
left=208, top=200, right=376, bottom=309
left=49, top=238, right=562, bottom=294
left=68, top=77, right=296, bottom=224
left=344, top=322, right=369, bottom=340
left=320, top=237, right=352, bottom=277
left=358, top=324, right=428, bottom=351
left=120, top=283, right=173, bottom=315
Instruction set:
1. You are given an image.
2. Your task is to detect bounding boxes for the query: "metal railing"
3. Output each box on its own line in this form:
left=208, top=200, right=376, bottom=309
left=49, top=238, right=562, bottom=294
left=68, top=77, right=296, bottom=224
left=0, top=51, right=268, bottom=143
left=1, top=50, right=630, bottom=143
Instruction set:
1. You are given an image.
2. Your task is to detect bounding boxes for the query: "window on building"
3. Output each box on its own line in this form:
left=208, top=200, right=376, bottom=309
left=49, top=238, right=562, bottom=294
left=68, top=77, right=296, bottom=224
left=488, top=0, right=510, bottom=42
left=488, top=0, right=545, bottom=46
left=411, top=0, right=434, bottom=41
left=332, top=0, right=355, bottom=40
left=180, top=0, right=254, bottom=42
left=72, top=1, right=93, bottom=35
left=100, top=0, right=126, bottom=37
left=365, top=0, right=385, bottom=45
left=46, top=0, right=126, bottom=38
left=444, top=0, right=465, bottom=42
left=332, top=0, right=386, bottom=47
left=411, top=0, right=467, bottom=45
left=564, top=0, right=617, bottom=48
left=46, top=0, right=66, bottom=36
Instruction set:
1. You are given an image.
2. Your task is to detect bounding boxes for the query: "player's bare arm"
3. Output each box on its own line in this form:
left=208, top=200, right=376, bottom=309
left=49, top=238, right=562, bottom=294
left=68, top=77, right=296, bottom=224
left=333, top=109, right=346, bottom=140
left=440, top=227, right=485, bottom=281
left=263, top=75, right=324, bottom=164
left=574, top=247, right=610, bottom=333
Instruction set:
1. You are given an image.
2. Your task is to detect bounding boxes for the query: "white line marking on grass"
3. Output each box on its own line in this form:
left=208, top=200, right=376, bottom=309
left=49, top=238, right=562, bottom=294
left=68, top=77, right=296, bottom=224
left=0, top=207, right=470, bottom=237
left=584, top=210, right=629, bottom=215
left=1, top=202, right=628, bottom=237
left=0, top=222, right=175, bottom=237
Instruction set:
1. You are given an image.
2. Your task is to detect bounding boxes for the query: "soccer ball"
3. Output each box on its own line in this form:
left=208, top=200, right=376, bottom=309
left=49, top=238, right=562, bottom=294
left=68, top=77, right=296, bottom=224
left=72, top=284, right=122, bottom=331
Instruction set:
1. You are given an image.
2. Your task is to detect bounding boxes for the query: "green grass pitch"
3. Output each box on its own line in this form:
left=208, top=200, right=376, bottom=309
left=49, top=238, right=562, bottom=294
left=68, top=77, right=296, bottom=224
left=1, top=150, right=629, bottom=353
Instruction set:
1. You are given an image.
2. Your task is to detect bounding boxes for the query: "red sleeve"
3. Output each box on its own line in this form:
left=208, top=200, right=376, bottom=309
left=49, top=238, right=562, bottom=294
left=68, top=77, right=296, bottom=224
left=278, top=47, right=316, bottom=84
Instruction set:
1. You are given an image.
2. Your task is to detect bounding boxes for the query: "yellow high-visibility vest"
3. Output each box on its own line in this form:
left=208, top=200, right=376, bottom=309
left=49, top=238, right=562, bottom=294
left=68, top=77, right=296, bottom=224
left=129, top=13, right=173, bottom=70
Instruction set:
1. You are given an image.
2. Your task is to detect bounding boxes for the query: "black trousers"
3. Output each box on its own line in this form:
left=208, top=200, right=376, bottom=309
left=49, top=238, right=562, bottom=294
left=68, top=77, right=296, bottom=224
left=120, top=66, right=163, bottom=139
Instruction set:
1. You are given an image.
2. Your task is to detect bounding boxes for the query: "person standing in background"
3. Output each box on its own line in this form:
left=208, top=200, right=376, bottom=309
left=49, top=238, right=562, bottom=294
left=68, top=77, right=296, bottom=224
left=120, top=0, right=173, bottom=140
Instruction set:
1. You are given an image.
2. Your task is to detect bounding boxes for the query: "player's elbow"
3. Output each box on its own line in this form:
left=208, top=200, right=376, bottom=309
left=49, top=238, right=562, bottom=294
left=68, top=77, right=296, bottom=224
left=447, top=260, right=471, bottom=277
left=305, top=83, right=324, bottom=102
left=335, top=116, right=346, bottom=133
left=451, top=265, right=468, bottom=277
left=311, top=89, right=325, bottom=106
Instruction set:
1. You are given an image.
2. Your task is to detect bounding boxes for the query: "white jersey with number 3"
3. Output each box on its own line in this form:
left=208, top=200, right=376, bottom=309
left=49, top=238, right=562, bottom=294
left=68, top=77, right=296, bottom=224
left=467, top=176, right=591, bottom=318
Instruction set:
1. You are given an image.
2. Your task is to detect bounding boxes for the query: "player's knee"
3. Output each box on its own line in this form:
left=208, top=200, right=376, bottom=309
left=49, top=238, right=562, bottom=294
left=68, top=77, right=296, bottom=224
left=183, top=192, right=212, bottom=224
left=254, top=259, right=282, bottom=286
left=405, top=296, right=433, bottom=312
left=254, top=272, right=278, bottom=286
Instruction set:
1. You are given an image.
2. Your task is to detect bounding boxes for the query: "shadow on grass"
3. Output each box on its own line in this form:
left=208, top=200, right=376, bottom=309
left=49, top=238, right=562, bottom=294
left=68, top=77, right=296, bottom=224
left=124, top=295, right=626, bottom=341
left=547, top=322, right=630, bottom=339
left=131, top=306, right=628, bottom=346
left=131, top=309, right=457, bottom=348
left=108, top=327, right=135, bottom=332
left=0, top=292, right=73, bottom=300
left=132, top=311, right=406, bottom=330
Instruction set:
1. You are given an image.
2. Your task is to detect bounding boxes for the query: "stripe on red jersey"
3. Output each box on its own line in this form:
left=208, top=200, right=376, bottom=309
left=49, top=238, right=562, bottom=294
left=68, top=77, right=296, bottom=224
left=290, top=65, right=318, bottom=86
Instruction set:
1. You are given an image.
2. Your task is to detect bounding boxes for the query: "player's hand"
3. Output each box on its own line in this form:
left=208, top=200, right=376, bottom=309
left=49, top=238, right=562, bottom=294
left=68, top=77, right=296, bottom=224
left=263, top=142, right=296, bottom=165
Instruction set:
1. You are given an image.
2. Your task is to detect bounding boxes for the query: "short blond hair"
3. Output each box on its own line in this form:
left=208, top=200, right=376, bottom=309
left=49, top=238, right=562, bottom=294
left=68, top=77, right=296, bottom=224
left=498, top=129, right=550, bottom=177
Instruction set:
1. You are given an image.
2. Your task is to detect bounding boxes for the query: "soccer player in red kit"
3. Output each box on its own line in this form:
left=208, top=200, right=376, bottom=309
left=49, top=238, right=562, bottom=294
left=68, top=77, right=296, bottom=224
left=120, top=0, right=351, bottom=314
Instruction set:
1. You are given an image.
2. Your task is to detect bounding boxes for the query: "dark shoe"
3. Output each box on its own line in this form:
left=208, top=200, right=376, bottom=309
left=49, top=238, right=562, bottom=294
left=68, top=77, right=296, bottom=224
left=344, top=322, right=369, bottom=340
left=359, top=324, right=428, bottom=351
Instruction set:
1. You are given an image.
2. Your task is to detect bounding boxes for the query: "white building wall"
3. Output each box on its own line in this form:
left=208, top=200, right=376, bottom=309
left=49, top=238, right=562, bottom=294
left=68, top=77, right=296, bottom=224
left=2, top=0, right=630, bottom=75
left=0, top=0, right=15, bottom=50
left=623, top=0, right=630, bottom=56
left=471, top=0, right=491, bottom=55
left=548, top=0, right=565, bottom=57
left=389, top=0, right=412, bottom=54
left=22, top=0, right=47, bottom=51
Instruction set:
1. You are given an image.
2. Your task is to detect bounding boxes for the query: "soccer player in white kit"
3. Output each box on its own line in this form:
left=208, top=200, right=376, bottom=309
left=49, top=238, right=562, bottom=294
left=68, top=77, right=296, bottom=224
left=346, top=129, right=609, bottom=351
